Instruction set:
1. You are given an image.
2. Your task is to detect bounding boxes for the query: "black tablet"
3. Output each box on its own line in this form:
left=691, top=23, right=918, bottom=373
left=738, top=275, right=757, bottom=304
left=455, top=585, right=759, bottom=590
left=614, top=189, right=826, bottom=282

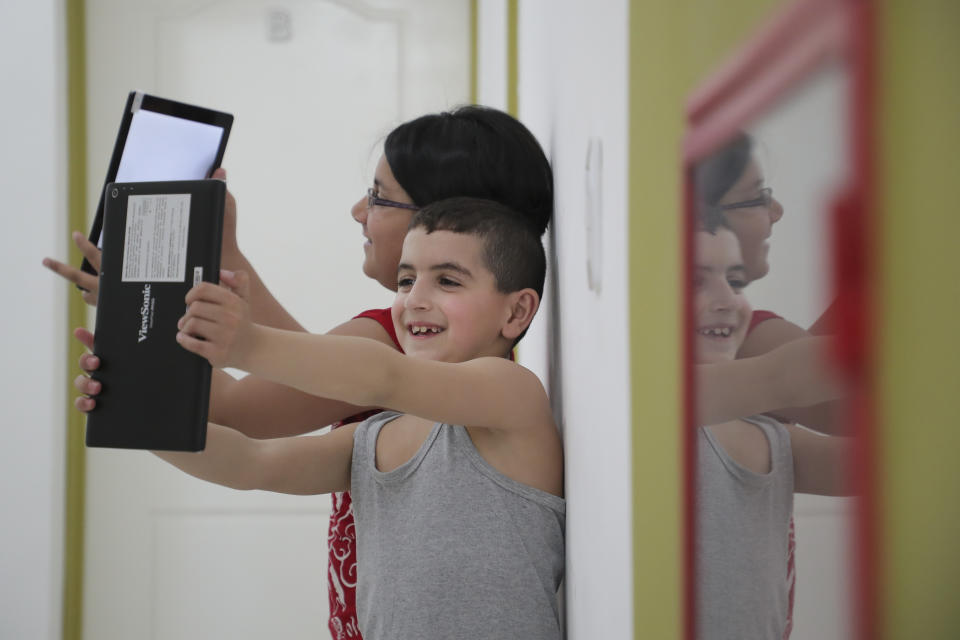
left=86, top=179, right=225, bottom=451
left=81, top=92, right=233, bottom=278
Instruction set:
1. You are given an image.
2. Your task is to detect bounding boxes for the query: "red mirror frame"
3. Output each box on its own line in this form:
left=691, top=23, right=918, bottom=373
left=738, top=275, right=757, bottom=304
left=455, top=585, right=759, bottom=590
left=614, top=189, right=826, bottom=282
left=681, top=0, right=877, bottom=638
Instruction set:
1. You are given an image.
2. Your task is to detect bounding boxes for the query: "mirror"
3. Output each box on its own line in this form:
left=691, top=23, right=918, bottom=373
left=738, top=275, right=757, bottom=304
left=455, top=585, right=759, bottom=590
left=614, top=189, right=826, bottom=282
left=683, top=1, right=873, bottom=638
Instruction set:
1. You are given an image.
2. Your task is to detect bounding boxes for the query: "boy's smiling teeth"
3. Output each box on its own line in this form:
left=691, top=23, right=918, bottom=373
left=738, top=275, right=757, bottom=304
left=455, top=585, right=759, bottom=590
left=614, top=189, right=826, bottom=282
left=699, top=327, right=733, bottom=337
left=410, top=325, right=443, bottom=335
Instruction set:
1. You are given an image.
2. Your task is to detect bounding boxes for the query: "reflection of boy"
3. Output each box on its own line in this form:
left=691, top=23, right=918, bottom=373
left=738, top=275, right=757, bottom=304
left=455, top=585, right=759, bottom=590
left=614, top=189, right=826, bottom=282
left=693, top=225, right=849, bottom=640
left=153, top=198, right=565, bottom=640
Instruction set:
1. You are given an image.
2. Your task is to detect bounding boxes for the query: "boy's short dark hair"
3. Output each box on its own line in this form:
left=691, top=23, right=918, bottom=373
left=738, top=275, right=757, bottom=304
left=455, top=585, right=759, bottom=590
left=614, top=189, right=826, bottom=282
left=409, top=196, right=546, bottom=319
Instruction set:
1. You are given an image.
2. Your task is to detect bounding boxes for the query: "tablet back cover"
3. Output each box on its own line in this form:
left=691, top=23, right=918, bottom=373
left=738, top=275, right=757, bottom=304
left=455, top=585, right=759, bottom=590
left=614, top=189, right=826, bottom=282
left=86, top=180, right=225, bottom=451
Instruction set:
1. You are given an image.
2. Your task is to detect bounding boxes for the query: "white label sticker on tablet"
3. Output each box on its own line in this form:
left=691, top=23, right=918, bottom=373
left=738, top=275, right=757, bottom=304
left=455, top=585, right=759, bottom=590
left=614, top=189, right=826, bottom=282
left=121, top=194, right=191, bottom=282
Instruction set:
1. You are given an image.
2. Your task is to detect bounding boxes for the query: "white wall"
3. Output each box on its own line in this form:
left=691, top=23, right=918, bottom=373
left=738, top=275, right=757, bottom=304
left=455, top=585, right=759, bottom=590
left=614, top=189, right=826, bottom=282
left=0, top=1, right=67, bottom=638
left=476, top=0, right=507, bottom=111
left=495, top=1, right=634, bottom=638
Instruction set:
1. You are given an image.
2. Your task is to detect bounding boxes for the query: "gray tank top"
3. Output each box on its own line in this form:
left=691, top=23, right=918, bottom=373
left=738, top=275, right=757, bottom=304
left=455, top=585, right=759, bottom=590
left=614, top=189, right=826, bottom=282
left=696, top=415, right=793, bottom=639
left=351, top=411, right=565, bottom=640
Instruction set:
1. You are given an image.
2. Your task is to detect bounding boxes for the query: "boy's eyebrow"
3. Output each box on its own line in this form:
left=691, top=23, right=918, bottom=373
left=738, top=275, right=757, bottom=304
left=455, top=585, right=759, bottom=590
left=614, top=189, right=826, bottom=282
left=431, top=261, right=473, bottom=277
left=397, top=261, right=474, bottom=277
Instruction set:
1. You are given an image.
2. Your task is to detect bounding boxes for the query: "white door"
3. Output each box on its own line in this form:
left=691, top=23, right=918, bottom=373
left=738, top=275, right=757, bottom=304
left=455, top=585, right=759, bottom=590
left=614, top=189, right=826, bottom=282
left=82, top=1, right=469, bottom=638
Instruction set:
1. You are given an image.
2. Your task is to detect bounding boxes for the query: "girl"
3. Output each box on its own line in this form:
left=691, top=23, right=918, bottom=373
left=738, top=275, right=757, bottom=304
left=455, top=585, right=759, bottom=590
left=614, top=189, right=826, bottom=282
left=695, top=132, right=844, bottom=435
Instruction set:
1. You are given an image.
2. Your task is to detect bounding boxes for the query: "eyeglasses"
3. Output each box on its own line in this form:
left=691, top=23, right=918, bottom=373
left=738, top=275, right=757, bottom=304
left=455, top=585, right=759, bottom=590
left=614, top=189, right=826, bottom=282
left=718, top=187, right=773, bottom=211
left=367, top=188, right=419, bottom=211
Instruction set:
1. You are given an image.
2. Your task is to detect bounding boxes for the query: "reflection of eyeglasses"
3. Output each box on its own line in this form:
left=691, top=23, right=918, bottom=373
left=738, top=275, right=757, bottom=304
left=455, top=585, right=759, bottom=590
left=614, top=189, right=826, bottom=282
left=719, top=187, right=773, bottom=211
left=367, top=188, right=419, bottom=211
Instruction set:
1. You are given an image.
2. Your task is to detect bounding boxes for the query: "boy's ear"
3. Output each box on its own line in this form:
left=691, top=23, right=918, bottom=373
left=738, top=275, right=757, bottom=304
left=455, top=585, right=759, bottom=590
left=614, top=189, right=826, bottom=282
left=501, top=289, right=540, bottom=340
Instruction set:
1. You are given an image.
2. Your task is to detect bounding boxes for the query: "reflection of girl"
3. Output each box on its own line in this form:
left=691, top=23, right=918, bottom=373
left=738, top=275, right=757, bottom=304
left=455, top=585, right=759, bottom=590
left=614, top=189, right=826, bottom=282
left=695, top=132, right=846, bottom=638
left=693, top=223, right=849, bottom=640
left=45, top=105, right=554, bottom=640
left=695, top=133, right=843, bottom=435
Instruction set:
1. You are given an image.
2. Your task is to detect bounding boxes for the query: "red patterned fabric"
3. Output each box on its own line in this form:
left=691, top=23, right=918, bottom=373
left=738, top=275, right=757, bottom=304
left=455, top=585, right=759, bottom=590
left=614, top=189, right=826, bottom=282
left=748, top=309, right=794, bottom=640
left=326, top=308, right=401, bottom=640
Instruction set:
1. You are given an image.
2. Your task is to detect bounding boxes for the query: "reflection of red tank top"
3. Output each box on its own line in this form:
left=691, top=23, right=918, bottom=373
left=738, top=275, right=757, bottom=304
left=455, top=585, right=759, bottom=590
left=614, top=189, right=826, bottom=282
left=748, top=309, right=795, bottom=640
left=748, top=309, right=782, bottom=333
left=326, top=308, right=400, bottom=640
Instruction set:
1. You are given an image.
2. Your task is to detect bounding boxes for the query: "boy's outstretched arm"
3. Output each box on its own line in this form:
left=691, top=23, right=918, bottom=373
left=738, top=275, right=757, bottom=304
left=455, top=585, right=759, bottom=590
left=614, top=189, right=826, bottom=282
left=696, top=336, right=846, bottom=426
left=71, top=326, right=391, bottom=437
left=153, top=421, right=356, bottom=495
left=177, top=271, right=552, bottom=434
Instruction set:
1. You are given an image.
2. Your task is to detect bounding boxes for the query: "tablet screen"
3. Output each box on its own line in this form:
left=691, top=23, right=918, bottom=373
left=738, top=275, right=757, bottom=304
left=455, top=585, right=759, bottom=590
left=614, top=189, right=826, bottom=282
left=115, top=110, right=224, bottom=184
left=84, top=92, right=233, bottom=267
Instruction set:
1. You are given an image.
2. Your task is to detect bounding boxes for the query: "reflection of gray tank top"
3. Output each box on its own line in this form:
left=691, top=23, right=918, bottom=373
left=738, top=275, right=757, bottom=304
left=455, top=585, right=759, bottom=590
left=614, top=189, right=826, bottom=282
left=351, top=411, right=565, bottom=640
left=696, top=415, right=793, bottom=640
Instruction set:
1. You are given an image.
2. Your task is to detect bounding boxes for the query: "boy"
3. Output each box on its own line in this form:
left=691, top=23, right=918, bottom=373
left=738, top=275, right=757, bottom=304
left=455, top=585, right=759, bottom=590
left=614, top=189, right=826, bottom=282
left=692, top=221, right=850, bottom=639
left=156, top=197, right=564, bottom=640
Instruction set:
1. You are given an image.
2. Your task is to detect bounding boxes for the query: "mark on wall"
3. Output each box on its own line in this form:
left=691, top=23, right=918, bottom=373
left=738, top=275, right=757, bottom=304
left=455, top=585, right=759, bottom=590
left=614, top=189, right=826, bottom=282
left=268, top=8, right=293, bottom=43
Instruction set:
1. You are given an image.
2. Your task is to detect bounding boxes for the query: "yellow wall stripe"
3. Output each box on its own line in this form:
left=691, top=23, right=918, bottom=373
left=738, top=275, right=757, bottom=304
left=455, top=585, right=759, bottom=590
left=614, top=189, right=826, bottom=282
left=629, top=1, right=778, bottom=637
left=64, top=1, right=87, bottom=638
left=878, top=0, right=960, bottom=636
left=628, top=5, right=684, bottom=635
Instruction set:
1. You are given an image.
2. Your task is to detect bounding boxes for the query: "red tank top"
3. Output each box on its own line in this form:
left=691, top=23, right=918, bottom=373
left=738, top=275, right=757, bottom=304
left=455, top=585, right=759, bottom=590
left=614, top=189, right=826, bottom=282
left=326, top=308, right=400, bottom=640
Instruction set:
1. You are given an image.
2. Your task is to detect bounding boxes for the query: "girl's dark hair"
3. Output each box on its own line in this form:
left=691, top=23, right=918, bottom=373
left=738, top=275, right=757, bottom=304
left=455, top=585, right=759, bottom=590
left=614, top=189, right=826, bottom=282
left=385, top=105, right=553, bottom=237
left=694, top=132, right=753, bottom=225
